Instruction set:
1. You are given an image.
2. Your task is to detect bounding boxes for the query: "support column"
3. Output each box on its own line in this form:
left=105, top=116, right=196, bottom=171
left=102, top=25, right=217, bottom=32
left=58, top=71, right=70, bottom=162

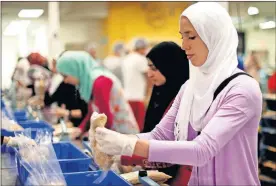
left=18, top=28, right=28, bottom=57
left=217, top=2, right=229, bottom=12
left=48, top=2, right=64, bottom=61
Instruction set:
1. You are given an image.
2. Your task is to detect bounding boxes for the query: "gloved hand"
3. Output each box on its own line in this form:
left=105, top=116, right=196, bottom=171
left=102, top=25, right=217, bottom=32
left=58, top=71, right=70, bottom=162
left=110, top=155, right=122, bottom=174
left=95, top=127, right=138, bottom=156
left=7, top=136, right=36, bottom=147
left=89, top=112, right=107, bottom=143
left=113, top=155, right=121, bottom=164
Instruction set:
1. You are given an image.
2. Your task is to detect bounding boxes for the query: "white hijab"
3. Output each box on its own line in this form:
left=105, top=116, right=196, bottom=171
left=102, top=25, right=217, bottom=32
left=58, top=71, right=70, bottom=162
left=175, top=2, right=239, bottom=141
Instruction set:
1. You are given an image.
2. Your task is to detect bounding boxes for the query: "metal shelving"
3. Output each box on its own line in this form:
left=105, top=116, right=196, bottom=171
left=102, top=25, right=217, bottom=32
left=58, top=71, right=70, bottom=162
left=259, top=98, right=276, bottom=184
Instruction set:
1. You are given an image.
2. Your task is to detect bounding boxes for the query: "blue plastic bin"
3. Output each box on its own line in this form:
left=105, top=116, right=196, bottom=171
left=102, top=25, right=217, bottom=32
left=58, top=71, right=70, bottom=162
left=17, top=142, right=92, bottom=184
left=82, top=141, right=99, bottom=170
left=64, top=170, right=131, bottom=186
left=18, top=120, right=54, bottom=132
left=1, top=120, right=54, bottom=137
left=14, top=116, right=28, bottom=122
left=18, top=170, right=131, bottom=186
left=1, top=145, right=17, bottom=168
left=54, top=142, right=92, bottom=173
left=1, top=144, right=16, bottom=154
left=13, top=110, right=28, bottom=118
left=1, top=99, right=14, bottom=119
left=1, top=129, right=16, bottom=137
left=13, top=110, right=28, bottom=122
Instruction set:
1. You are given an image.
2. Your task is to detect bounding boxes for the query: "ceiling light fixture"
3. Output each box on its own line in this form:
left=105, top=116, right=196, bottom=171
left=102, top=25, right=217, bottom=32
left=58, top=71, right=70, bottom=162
left=3, top=20, right=31, bottom=36
left=18, top=9, right=44, bottom=18
left=248, top=7, right=259, bottom=16
left=259, top=21, right=276, bottom=29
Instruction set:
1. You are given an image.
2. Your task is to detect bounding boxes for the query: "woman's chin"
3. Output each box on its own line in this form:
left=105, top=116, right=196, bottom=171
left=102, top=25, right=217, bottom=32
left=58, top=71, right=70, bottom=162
left=155, top=82, right=166, bottom=87
left=191, top=60, right=204, bottom=67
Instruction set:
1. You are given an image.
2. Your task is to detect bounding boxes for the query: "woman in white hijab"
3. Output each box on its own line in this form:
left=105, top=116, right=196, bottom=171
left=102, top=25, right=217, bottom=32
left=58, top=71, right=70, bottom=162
left=93, top=2, right=262, bottom=185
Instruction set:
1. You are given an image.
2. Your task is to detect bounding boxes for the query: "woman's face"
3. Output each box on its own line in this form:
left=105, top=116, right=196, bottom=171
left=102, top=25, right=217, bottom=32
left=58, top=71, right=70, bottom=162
left=147, top=59, right=166, bottom=86
left=179, top=17, right=209, bottom=67
left=63, top=75, right=79, bottom=86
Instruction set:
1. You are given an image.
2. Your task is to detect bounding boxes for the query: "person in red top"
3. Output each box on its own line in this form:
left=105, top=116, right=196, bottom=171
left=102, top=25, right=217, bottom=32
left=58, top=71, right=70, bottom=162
left=120, top=42, right=191, bottom=185
left=56, top=51, right=139, bottom=136
left=268, top=71, right=276, bottom=93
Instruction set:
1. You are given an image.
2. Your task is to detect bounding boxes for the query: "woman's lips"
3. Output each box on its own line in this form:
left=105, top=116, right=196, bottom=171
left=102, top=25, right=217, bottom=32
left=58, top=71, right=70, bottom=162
left=149, top=78, right=155, bottom=83
left=187, top=54, right=194, bottom=60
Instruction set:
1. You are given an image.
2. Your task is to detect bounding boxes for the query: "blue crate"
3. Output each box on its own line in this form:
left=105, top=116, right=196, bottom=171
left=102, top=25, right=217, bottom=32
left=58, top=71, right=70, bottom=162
left=18, top=120, right=54, bottom=131
left=1, top=99, right=6, bottom=108
left=13, top=109, right=28, bottom=122
left=17, top=142, right=93, bottom=184
left=18, top=171, right=131, bottom=186
left=1, top=128, right=16, bottom=137
left=54, top=142, right=92, bottom=173
left=1, top=145, right=17, bottom=168
left=13, top=110, right=28, bottom=118
left=19, top=120, right=54, bottom=140
left=64, top=170, right=131, bottom=186
left=14, top=116, right=28, bottom=122
left=1, top=120, right=54, bottom=137
left=1, top=99, right=14, bottom=120
left=82, top=141, right=99, bottom=171
left=1, top=144, right=16, bottom=154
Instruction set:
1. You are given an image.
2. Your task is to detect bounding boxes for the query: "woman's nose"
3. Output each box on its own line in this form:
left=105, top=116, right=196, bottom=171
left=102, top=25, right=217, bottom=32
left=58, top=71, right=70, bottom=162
left=147, top=69, right=154, bottom=78
left=182, top=40, right=191, bottom=51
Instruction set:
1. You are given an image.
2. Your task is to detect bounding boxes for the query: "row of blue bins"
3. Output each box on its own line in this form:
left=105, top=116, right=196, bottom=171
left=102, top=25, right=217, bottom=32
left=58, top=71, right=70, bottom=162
left=16, top=142, right=130, bottom=186
left=1, top=99, right=132, bottom=186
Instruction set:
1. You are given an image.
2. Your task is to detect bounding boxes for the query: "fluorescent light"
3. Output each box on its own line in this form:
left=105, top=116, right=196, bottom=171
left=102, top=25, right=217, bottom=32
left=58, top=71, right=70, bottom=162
left=4, top=20, right=31, bottom=36
left=248, top=7, right=259, bottom=16
left=18, top=9, right=44, bottom=18
left=259, top=21, right=276, bottom=29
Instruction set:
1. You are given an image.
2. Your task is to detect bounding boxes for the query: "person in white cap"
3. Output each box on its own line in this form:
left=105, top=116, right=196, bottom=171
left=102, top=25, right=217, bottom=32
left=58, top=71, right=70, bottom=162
left=103, top=42, right=126, bottom=83
left=121, top=38, right=150, bottom=131
left=86, top=42, right=98, bottom=59
left=85, top=42, right=103, bottom=66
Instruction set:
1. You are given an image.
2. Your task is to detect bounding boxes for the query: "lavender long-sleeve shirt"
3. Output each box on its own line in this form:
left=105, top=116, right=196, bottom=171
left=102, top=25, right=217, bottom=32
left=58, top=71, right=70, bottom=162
left=137, top=69, right=262, bottom=185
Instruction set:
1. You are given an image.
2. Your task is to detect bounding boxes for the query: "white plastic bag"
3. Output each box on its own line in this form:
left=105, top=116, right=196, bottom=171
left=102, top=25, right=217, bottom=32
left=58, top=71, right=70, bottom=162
left=15, top=129, right=66, bottom=186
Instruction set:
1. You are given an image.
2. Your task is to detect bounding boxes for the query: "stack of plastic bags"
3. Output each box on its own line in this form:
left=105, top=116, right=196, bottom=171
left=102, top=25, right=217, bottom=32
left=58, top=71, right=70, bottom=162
left=2, top=114, right=23, bottom=131
left=15, top=128, right=66, bottom=186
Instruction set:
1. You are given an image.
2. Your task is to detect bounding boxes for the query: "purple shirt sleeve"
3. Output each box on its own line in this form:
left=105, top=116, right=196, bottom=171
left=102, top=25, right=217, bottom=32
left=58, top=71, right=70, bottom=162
left=139, top=83, right=261, bottom=167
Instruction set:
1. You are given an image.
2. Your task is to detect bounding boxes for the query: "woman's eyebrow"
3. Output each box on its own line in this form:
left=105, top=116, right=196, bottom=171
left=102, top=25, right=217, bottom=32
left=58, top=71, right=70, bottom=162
left=179, top=31, right=192, bottom=34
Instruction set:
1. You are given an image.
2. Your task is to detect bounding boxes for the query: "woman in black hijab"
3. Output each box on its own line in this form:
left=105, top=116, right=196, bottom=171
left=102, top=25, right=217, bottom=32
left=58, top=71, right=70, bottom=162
left=120, top=42, right=189, bottom=184
left=143, top=41, right=189, bottom=133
